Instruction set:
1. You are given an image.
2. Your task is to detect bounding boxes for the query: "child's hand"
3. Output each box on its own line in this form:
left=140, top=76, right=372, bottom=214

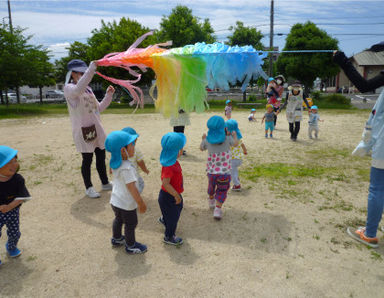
left=138, top=201, right=147, bottom=213
left=202, top=133, right=207, bottom=140
left=144, top=169, right=150, bottom=175
left=107, top=85, right=115, bottom=95
left=243, top=148, right=248, bottom=155
left=0, top=205, right=11, bottom=213
left=175, top=193, right=182, bottom=205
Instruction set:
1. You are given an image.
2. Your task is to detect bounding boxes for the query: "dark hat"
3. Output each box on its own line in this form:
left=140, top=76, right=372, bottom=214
left=291, top=80, right=301, bottom=87
left=369, top=41, right=384, bottom=52
left=67, top=59, right=88, bottom=72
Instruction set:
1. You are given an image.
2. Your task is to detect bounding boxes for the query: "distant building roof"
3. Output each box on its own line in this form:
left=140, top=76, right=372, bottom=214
left=353, top=51, right=384, bottom=66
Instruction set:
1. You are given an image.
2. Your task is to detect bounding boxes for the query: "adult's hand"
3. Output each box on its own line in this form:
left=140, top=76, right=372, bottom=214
left=106, top=85, right=115, bottom=95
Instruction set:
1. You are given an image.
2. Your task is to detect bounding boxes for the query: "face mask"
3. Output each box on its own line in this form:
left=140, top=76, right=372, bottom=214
left=124, top=147, right=130, bottom=158
left=276, top=79, right=282, bottom=85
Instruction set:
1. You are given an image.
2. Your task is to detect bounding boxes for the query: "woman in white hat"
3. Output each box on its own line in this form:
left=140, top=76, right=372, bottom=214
left=64, top=59, right=115, bottom=198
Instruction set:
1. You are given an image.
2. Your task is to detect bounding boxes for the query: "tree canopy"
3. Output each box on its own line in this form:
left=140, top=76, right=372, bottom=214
left=276, top=21, right=339, bottom=89
left=158, top=5, right=215, bottom=47
left=227, top=21, right=264, bottom=50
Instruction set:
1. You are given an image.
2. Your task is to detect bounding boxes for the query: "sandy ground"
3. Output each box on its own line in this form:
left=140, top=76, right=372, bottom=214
left=0, top=109, right=383, bottom=298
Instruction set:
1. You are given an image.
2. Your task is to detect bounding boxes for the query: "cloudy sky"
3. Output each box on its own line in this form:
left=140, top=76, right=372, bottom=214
left=1, top=0, right=383, bottom=61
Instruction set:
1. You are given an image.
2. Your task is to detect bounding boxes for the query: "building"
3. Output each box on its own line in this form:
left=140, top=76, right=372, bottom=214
left=325, top=50, right=384, bottom=94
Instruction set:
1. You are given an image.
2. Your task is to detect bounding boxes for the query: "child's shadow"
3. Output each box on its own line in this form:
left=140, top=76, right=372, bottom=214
left=114, top=249, right=152, bottom=279
left=180, top=153, right=204, bottom=163
left=0, top=257, right=33, bottom=296
left=70, top=192, right=110, bottom=229
left=162, top=238, right=199, bottom=265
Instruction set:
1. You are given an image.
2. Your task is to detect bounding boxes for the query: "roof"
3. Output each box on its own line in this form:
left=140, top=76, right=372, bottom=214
left=353, top=51, right=384, bottom=66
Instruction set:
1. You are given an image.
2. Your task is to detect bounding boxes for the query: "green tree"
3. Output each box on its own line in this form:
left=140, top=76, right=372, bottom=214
left=276, top=21, right=339, bottom=91
left=227, top=21, right=264, bottom=49
left=159, top=5, right=215, bottom=47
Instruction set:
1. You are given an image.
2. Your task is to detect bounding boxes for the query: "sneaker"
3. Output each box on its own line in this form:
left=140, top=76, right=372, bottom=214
left=232, top=184, right=241, bottom=191
left=270, top=134, right=273, bottom=138
left=265, top=133, right=268, bottom=138
left=213, top=207, right=222, bottom=220
left=125, top=242, right=147, bottom=254
left=5, top=243, right=22, bottom=258
left=111, top=236, right=125, bottom=247
left=347, top=226, right=379, bottom=248
left=158, top=216, right=166, bottom=227
left=163, top=236, right=183, bottom=246
left=208, top=198, right=215, bottom=209
left=182, top=150, right=187, bottom=156
left=85, top=186, right=100, bottom=198
left=102, top=183, right=113, bottom=191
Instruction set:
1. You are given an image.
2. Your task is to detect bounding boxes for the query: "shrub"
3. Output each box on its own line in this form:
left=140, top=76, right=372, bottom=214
left=311, top=91, right=322, bottom=102
left=323, top=94, right=351, bottom=105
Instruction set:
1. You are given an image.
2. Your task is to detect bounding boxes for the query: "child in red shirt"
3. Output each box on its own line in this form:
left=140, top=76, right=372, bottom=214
left=158, top=132, right=186, bottom=246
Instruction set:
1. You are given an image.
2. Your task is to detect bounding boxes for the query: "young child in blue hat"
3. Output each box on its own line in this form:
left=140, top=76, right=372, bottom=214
left=226, top=120, right=248, bottom=191
left=225, top=100, right=232, bottom=120
left=0, top=146, right=32, bottom=265
left=200, top=116, right=238, bottom=219
left=307, top=106, right=324, bottom=139
left=158, top=132, right=186, bottom=245
left=121, top=127, right=149, bottom=193
left=248, top=108, right=257, bottom=122
left=105, top=131, right=147, bottom=254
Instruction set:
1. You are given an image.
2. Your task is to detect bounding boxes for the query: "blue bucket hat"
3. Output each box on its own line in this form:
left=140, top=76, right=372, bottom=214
left=251, top=108, right=256, bottom=112
left=268, top=77, right=275, bottom=83
left=225, top=119, right=243, bottom=139
left=206, top=115, right=226, bottom=144
left=0, top=145, right=18, bottom=168
left=225, top=100, right=231, bottom=104
left=160, top=132, right=186, bottom=167
left=122, top=126, right=139, bottom=137
left=311, top=105, right=318, bottom=110
left=67, top=59, right=88, bottom=73
left=105, top=131, right=138, bottom=169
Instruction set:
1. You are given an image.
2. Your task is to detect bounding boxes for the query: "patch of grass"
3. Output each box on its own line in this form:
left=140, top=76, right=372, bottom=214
left=313, top=234, right=320, bottom=240
left=260, top=238, right=267, bottom=243
left=32, top=153, right=54, bottom=166
left=26, top=255, right=37, bottom=262
left=356, top=168, right=370, bottom=182
left=370, top=251, right=382, bottom=261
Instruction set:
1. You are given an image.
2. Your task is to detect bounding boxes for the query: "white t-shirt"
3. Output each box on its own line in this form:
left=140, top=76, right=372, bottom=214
left=110, top=160, right=138, bottom=211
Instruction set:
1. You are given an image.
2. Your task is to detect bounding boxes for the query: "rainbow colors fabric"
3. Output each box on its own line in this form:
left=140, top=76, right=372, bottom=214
left=97, top=32, right=268, bottom=117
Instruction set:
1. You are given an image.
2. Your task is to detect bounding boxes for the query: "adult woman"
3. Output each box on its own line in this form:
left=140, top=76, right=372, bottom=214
left=280, top=81, right=309, bottom=141
left=334, top=42, right=384, bottom=248
left=64, top=59, right=115, bottom=198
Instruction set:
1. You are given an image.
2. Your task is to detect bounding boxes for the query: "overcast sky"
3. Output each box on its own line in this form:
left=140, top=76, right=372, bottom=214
left=1, top=0, right=383, bottom=61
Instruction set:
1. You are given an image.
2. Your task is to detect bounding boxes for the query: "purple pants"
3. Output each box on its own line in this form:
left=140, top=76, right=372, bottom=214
left=207, top=174, right=231, bottom=203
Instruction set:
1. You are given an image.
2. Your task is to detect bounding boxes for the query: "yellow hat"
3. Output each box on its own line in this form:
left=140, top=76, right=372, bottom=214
left=266, top=104, right=273, bottom=109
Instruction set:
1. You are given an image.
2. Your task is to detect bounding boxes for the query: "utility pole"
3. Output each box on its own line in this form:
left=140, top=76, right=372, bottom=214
left=268, top=0, right=274, bottom=76
left=7, top=0, right=13, bottom=33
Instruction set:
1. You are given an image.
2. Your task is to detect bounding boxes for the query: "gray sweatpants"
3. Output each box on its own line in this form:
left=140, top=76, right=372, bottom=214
left=231, top=159, right=243, bottom=186
left=308, top=125, right=319, bottom=138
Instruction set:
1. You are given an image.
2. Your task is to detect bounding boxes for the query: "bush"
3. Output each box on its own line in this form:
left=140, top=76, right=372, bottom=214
left=323, top=94, right=351, bottom=105
left=311, top=91, right=322, bottom=102
left=248, top=94, right=257, bottom=102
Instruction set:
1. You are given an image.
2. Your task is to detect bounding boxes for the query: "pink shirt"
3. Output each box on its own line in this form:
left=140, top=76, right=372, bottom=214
left=64, top=62, right=113, bottom=153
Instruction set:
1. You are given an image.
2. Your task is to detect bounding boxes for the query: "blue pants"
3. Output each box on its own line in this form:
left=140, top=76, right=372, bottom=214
left=366, top=167, right=384, bottom=238
left=0, top=207, right=21, bottom=250
left=158, top=189, right=183, bottom=238
left=265, top=121, right=274, bottom=132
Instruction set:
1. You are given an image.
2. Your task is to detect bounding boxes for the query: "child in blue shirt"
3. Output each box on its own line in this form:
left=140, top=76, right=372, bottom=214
left=308, top=106, right=324, bottom=139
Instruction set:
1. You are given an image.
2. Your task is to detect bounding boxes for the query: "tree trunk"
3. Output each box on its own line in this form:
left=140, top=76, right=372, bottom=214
left=0, top=90, right=3, bottom=105
left=39, top=86, right=43, bottom=104
left=242, top=91, right=246, bottom=102
left=5, top=89, right=9, bottom=106
left=16, top=87, right=20, bottom=104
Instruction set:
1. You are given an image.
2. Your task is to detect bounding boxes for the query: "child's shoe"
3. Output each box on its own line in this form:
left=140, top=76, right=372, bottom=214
left=232, top=184, right=241, bottom=191
left=163, top=236, right=183, bottom=246
left=270, top=133, right=273, bottom=138
left=102, top=183, right=113, bottom=191
left=158, top=216, right=166, bottom=227
left=6, top=243, right=22, bottom=258
left=265, top=133, right=268, bottom=138
left=347, top=226, right=379, bottom=248
left=125, top=242, right=147, bottom=254
left=111, top=236, right=125, bottom=246
left=213, top=207, right=222, bottom=220
left=208, top=198, right=215, bottom=209
left=85, top=186, right=100, bottom=198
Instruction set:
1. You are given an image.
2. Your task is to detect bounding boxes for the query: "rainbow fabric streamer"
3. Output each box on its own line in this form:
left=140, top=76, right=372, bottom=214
left=96, top=32, right=268, bottom=117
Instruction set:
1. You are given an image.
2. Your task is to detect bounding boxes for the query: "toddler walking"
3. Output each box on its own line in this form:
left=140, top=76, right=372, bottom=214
left=158, top=132, right=186, bottom=245
left=261, top=104, right=278, bottom=138
left=308, top=106, right=324, bottom=139
left=122, top=127, right=149, bottom=193
left=200, top=116, right=238, bottom=219
left=0, top=146, right=31, bottom=265
left=105, top=131, right=147, bottom=254
left=226, top=120, right=247, bottom=191
left=225, top=100, right=232, bottom=120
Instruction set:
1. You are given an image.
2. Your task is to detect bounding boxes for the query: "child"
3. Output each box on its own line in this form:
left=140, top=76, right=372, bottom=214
left=170, top=109, right=190, bottom=155
left=226, top=120, right=247, bottom=191
left=121, top=127, right=149, bottom=193
left=0, top=146, right=31, bottom=264
left=225, top=100, right=232, bottom=120
left=308, top=106, right=324, bottom=139
left=158, top=132, right=186, bottom=245
left=261, top=104, right=277, bottom=138
left=105, top=131, right=147, bottom=254
left=248, top=109, right=257, bottom=122
left=200, top=115, right=238, bottom=219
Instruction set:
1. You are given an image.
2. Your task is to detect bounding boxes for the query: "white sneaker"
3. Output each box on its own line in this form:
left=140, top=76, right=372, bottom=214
left=102, top=183, right=113, bottom=191
left=85, top=187, right=100, bottom=198
left=213, top=207, right=222, bottom=220
left=208, top=198, right=215, bottom=209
